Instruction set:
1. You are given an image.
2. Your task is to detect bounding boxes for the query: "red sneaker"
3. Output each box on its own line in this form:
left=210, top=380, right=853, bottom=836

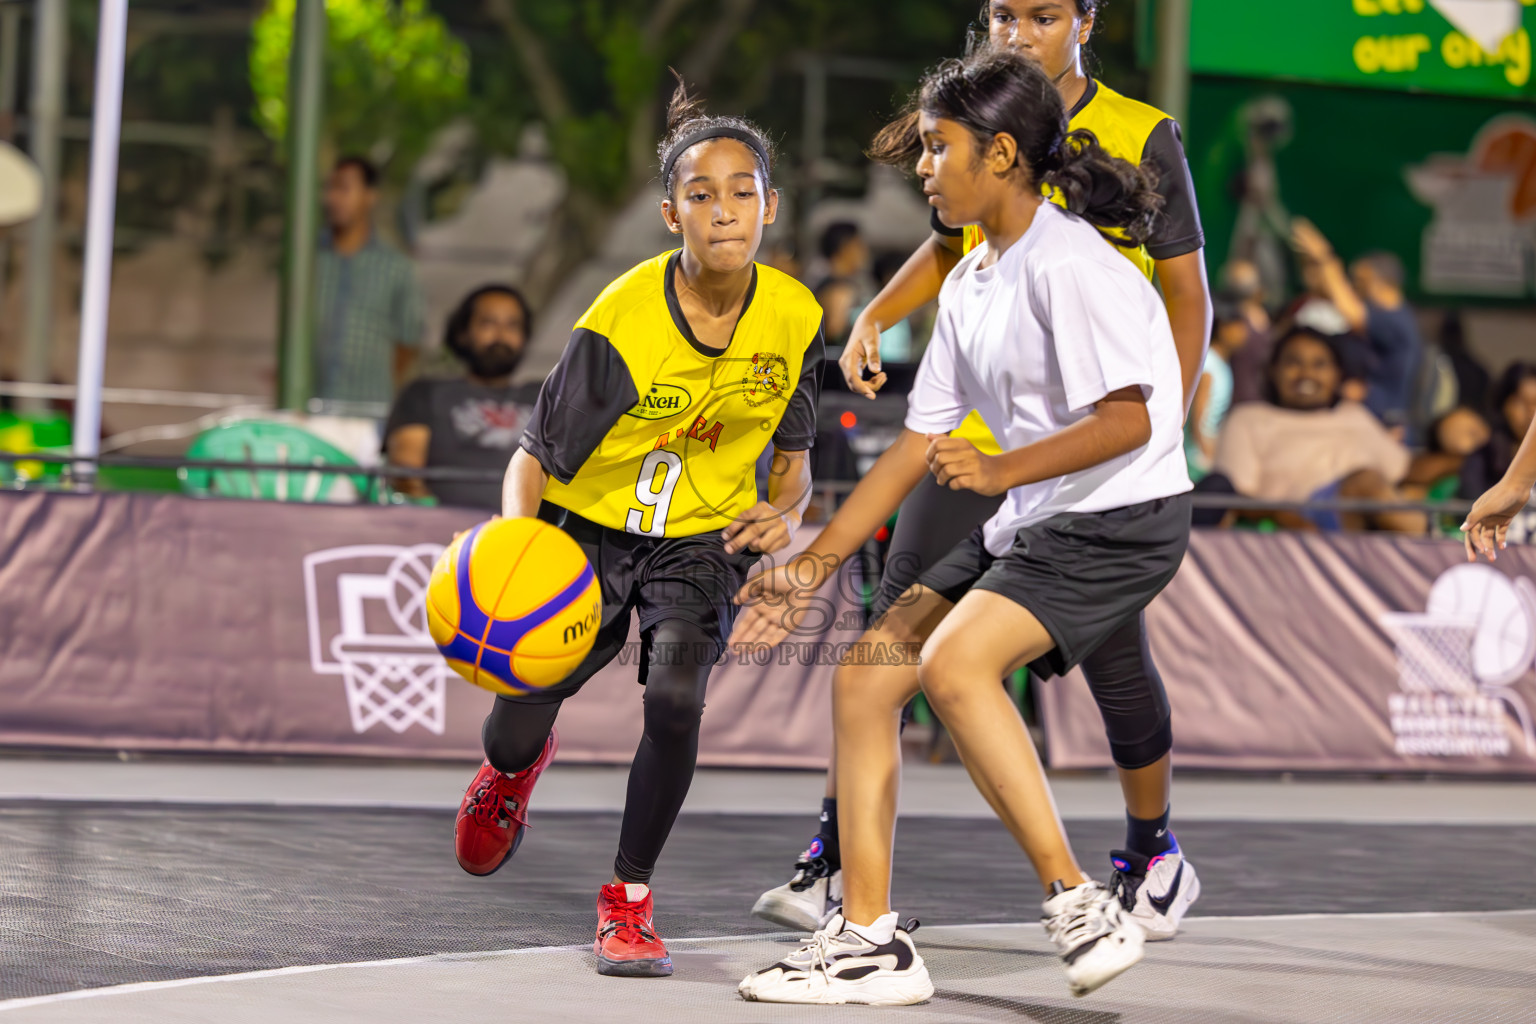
left=594, top=883, right=673, bottom=977
left=454, top=729, right=559, bottom=876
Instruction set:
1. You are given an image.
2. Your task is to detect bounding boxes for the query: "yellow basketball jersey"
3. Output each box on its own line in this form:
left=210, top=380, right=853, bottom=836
left=524, top=250, right=824, bottom=538
left=953, top=80, right=1174, bottom=455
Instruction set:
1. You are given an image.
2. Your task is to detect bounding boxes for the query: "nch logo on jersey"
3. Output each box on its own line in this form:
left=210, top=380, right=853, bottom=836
left=628, top=383, right=693, bottom=420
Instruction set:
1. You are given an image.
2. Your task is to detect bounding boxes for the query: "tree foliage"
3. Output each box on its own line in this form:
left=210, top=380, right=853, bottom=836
left=250, top=0, right=470, bottom=176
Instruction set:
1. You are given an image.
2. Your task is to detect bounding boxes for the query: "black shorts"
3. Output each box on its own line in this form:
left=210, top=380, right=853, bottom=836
left=917, top=493, right=1192, bottom=680
left=872, top=473, right=1004, bottom=620
left=502, top=503, right=760, bottom=704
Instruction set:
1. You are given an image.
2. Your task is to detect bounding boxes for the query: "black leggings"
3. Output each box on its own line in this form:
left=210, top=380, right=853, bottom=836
left=880, top=474, right=1172, bottom=770
left=482, top=618, right=718, bottom=884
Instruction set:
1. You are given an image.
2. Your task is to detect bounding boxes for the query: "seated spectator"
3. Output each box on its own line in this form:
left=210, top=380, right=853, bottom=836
left=1220, top=258, right=1274, bottom=406
left=1400, top=406, right=1491, bottom=500
left=851, top=251, right=917, bottom=363
left=1290, top=218, right=1423, bottom=434
left=384, top=285, right=539, bottom=510
left=1460, top=362, right=1536, bottom=545
left=811, top=221, right=873, bottom=346
left=1184, top=298, right=1247, bottom=479
left=1438, top=310, right=1491, bottom=418
left=1202, top=327, right=1425, bottom=533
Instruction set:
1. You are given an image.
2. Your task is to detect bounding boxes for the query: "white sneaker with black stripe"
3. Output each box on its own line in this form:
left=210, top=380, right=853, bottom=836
left=737, top=912, right=934, bottom=1005
left=750, top=840, right=842, bottom=933
left=1109, top=837, right=1200, bottom=940
left=1042, top=880, right=1145, bottom=997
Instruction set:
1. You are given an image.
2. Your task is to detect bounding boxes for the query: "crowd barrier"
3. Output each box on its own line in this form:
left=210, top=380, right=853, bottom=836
left=0, top=489, right=1532, bottom=775
left=1042, top=529, right=1536, bottom=775
left=0, top=491, right=865, bottom=767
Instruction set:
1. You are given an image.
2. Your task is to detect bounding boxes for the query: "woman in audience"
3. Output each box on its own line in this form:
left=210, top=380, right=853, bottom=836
left=1200, top=327, right=1424, bottom=533
left=1460, top=362, right=1536, bottom=548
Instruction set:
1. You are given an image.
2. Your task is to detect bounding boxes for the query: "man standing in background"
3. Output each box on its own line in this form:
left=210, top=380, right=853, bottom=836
left=316, top=156, right=424, bottom=408
left=1291, top=218, right=1423, bottom=437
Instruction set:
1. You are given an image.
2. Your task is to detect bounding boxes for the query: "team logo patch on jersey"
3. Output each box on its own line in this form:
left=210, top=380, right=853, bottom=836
left=627, top=383, right=693, bottom=420
left=741, top=353, right=789, bottom=407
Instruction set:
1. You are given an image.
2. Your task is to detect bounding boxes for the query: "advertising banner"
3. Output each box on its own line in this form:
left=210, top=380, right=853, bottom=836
left=1186, top=0, right=1536, bottom=100
left=7, top=491, right=1533, bottom=775
left=0, top=491, right=865, bottom=767
left=1040, top=529, right=1536, bottom=775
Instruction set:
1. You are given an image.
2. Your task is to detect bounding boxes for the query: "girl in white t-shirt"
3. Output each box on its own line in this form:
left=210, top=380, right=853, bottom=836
left=738, top=49, right=1191, bottom=1005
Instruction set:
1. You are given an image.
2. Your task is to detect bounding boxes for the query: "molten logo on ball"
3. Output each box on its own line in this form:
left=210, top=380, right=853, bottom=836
left=427, top=518, right=602, bottom=696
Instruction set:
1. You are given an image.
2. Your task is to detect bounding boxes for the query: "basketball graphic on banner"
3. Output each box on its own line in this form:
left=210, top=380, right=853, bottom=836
left=426, top=518, right=601, bottom=696
left=301, top=544, right=452, bottom=736
left=1382, top=562, right=1536, bottom=760
left=1426, top=564, right=1536, bottom=687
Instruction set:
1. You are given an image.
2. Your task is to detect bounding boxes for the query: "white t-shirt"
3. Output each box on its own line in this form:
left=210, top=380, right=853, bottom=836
left=906, top=202, right=1190, bottom=555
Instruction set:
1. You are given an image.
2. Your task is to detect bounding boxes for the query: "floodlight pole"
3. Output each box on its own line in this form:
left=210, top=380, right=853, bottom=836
left=71, top=0, right=128, bottom=482
left=1151, top=0, right=1191, bottom=128
left=21, top=0, right=65, bottom=416
left=277, top=0, right=325, bottom=411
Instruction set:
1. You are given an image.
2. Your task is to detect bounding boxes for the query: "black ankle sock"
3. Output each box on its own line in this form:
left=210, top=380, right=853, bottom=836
left=814, top=798, right=840, bottom=869
left=1125, top=807, right=1173, bottom=858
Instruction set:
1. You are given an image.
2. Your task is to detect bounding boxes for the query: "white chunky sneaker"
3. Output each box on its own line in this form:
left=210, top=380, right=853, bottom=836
left=738, top=913, right=934, bottom=1005
left=751, top=840, right=842, bottom=933
left=1042, top=880, right=1145, bottom=997
left=1109, top=837, right=1201, bottom=941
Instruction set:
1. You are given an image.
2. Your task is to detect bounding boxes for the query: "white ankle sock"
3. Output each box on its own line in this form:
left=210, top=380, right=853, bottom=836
left=843, top=911, right=898, bottom=945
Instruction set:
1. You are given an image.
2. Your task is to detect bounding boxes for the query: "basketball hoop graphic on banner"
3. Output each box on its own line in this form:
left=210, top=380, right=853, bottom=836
left=1380, top=563, right=1536, bottom=758
left=302, top=544, right=449, bottom=735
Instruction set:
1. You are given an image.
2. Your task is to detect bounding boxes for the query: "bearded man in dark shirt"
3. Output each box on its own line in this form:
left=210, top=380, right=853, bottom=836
left=385, top=285, right=540, bottom=510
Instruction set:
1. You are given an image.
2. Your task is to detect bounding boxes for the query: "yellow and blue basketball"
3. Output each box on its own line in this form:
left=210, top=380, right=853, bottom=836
left=426, top=517, right=601, bottom=696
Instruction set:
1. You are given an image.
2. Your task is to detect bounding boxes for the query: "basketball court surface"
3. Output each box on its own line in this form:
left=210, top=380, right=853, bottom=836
left=0, top=758, right=1532, bottom=1022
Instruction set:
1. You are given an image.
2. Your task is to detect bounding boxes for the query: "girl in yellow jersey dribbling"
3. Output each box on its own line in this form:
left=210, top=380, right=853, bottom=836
left=453, top=79, right=824, bottom=981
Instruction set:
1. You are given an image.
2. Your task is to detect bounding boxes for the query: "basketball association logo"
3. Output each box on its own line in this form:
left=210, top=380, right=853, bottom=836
left=1380, top=563, right=1536, bottom=758
left=302, top=544, right=450, bottom=735
left=740, top=352, right=789, bottom=407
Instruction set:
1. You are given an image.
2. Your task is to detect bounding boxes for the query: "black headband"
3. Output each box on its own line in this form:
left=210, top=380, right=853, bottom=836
left=661, top=126, right=770, bottom=193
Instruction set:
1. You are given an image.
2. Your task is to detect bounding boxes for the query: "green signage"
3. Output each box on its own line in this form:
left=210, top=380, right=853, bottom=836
left=1188, top=0, right=1536, bottom=101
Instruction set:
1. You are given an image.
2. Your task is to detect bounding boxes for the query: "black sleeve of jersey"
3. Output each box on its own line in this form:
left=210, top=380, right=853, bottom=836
left=1141, top=119, right=1205, bottom=262
left=929, top=207, right=965, bottom=239
left=519, top=328, right=639, bottom=485
left=772, top=326, right=825, bottom=451
left=384, top=378, right=432, bottom=439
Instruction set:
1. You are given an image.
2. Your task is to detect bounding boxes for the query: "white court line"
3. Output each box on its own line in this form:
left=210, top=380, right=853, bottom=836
left=0, top=930, right=800, bottom=1014
left=951, top=908, right=1536, bottom=929
left=1, top=910, right=1531, bottom=1014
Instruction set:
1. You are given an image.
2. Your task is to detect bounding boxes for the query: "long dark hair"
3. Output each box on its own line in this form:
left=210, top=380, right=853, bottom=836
left=656, top=73, right=775, bottom=198
left=869, top=48, right=1160, bottom=247
left=1492, top=361, right=1536, bottom=437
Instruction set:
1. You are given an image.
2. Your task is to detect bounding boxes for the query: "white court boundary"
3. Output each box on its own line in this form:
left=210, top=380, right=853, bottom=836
left=1, top=910, right=1531, bottom=1014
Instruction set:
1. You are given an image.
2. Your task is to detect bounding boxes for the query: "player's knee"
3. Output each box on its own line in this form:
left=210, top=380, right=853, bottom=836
left=1107, top=714, right=1173, bottom=769
left=832, top=660, right=913, bottom=718
left=915, top=640, right=972, bottom=715
left=643, top=676, right=707, bottom=740
left=641, top=625, right=710, bottom=740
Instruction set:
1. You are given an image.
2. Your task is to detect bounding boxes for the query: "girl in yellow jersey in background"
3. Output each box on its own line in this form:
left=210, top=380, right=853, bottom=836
left=750, top=0, right=1211, bottom=944
left=453, top=80, right=824, bottom=981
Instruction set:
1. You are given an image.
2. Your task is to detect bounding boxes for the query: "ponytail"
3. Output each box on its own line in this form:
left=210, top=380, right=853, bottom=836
left=872, top=48, right=1162, bottom=247
left=1043, top=129, right=1161, bottom=248
left=656, top=69, right=774, bottom=198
